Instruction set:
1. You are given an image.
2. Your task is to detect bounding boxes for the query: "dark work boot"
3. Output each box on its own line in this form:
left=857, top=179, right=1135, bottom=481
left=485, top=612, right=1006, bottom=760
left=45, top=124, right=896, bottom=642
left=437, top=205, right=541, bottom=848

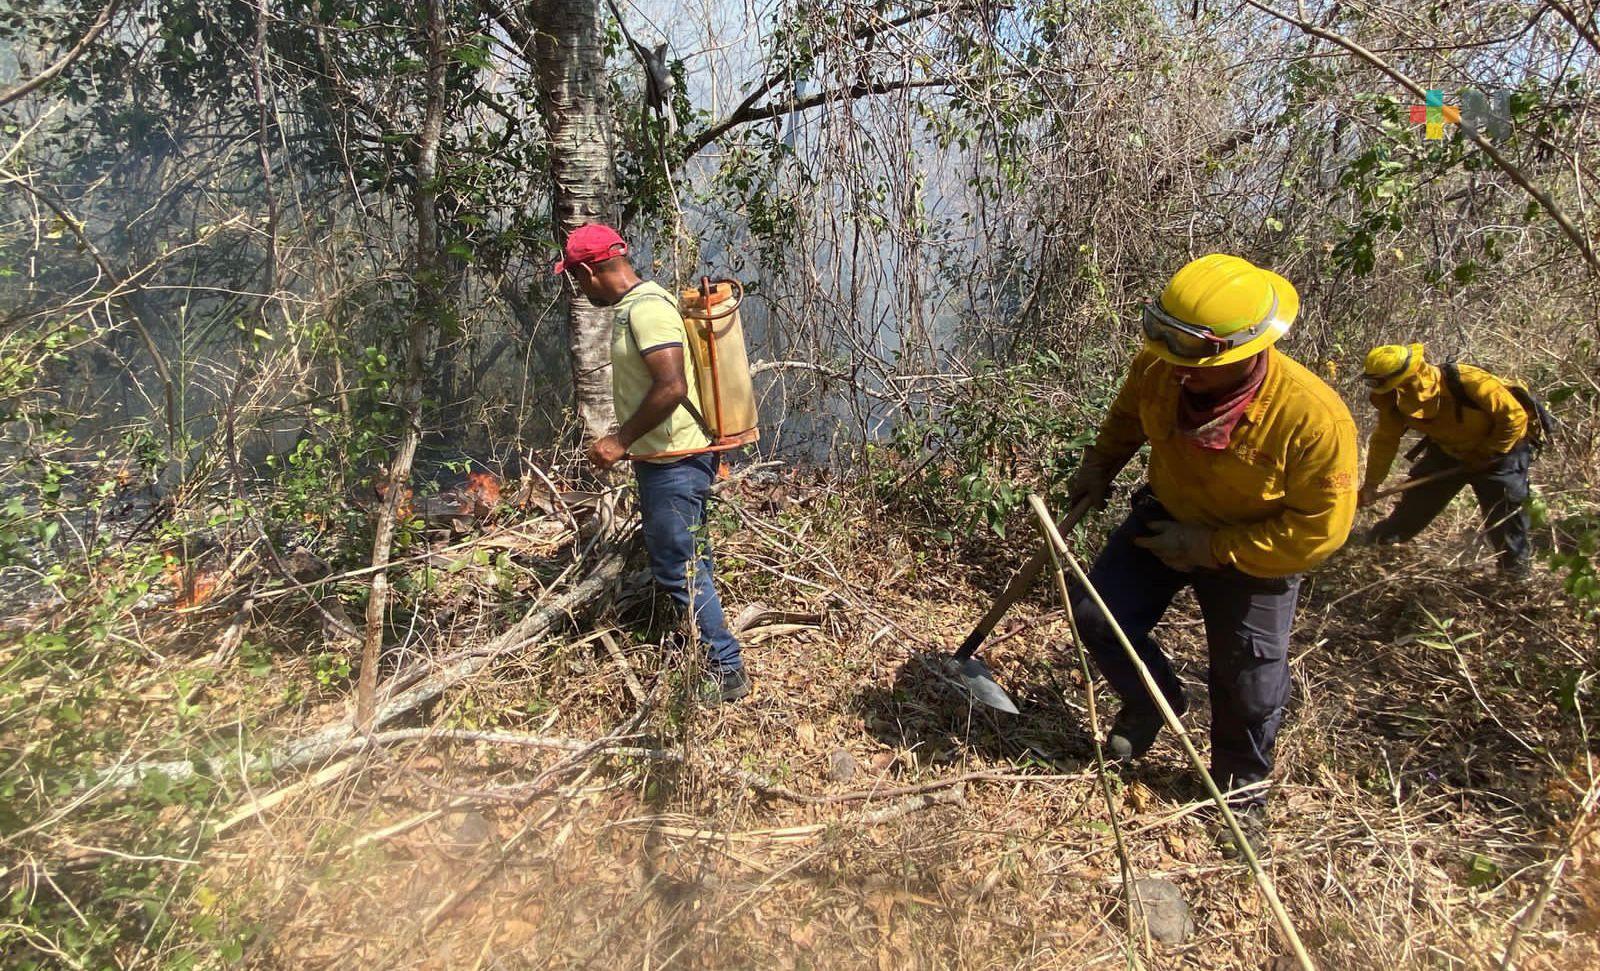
left=699, top=666, right=751, bottom=706
left=1216, top=804, right=1270, bottom=861
left=1105, top=689, right=1186, bottom=761
left=1105, top=706, right=1166, bottom=762
left=1362, top=525, right=1403, bottom=547
left=1499, top=557, right=1532, bottom=580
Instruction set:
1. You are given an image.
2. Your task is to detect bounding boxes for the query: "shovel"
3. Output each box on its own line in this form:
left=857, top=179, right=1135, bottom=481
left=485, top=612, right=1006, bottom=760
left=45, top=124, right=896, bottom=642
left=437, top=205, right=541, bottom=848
left=1363, top=465, right=1467, bottom=506
left=943, top=496, right=1094, bottom=714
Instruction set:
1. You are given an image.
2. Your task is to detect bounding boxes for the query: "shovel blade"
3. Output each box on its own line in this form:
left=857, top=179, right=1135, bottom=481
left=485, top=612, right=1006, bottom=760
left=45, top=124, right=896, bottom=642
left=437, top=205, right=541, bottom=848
left=944, top=655, right=1020, bottom=714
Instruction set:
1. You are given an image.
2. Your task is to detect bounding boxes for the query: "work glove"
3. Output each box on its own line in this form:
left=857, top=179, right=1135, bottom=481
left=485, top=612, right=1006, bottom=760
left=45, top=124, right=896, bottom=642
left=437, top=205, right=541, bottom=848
left=1134, top=520, right=1219, bottom=572
left=1066, top=450, right=1120, bottom=512
left=1358, top=484, right=1379, bottom=508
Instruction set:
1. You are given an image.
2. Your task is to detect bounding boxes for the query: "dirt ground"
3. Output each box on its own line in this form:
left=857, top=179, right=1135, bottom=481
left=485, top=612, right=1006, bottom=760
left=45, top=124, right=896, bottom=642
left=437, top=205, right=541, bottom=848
left=167, top=475, right=1599, bottom=971
left=11, top=471, right=1600, bottom=970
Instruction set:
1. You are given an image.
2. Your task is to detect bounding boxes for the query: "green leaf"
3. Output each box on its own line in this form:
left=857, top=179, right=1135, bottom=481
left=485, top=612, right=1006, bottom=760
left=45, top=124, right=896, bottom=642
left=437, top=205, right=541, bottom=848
left=451, top=41, right=492, bottom=70
left=141, top=771, right=174, bottom=805
left=1557, top=669, right=1582, bottom=714
left=1464, top=853, right=1500, bottom=888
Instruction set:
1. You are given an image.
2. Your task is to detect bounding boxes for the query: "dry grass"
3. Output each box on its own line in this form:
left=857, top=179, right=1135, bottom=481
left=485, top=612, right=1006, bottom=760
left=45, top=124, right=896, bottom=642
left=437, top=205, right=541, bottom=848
left=9, top=470, right=1600, bottom=970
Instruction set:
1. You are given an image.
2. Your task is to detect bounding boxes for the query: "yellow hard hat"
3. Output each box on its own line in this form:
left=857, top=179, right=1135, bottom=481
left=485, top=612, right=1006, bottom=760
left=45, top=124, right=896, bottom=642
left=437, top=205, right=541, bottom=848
left=1362, top=343, right=1424, bottom=393
left=1141, top=254, right=1299, bottom=367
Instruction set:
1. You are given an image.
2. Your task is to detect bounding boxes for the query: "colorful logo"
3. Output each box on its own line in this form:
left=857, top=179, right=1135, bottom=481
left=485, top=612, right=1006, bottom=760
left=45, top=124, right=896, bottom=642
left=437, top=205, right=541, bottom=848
left=1409, top=90, right=1461, bottom=140
left=1409, top=87, right=1511, bottom=141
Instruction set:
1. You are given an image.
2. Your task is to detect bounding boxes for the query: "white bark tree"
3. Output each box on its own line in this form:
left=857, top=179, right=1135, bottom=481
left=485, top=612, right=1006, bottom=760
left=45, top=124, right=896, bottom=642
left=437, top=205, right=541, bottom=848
left=490, top=0, right=619, bottom=441
left=483, top=0, right=620, bottom=440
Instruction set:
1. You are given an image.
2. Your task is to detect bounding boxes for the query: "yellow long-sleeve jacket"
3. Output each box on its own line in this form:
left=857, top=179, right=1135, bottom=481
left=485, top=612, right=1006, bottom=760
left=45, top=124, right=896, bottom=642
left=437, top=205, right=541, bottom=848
left=1088, top=346, right=1359, bottom=578
left=1361, top=363, right=1529, bottom=492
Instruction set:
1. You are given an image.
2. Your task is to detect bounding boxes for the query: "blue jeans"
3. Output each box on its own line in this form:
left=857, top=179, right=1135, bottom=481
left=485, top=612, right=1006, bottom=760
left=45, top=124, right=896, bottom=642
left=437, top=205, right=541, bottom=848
left=634, top=452, right=743, bottom=672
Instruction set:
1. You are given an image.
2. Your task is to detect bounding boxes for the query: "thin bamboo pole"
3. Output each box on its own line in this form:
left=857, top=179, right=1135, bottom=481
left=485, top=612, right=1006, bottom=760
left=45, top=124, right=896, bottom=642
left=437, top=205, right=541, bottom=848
left=1030, top=500, right=1149, bottom=966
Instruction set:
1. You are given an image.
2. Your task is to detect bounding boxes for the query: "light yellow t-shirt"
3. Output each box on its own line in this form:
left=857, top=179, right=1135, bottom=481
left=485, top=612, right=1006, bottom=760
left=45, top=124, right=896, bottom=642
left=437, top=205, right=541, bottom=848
left=611, top=281, right=710, bottom=460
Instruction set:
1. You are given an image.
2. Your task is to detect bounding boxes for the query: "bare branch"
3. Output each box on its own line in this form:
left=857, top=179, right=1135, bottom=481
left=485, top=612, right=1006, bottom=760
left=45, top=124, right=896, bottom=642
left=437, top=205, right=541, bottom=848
left=0, top=0, right=124, bottom=109
left=684, top=74, right=982, bottom=160
left=1243, top=0, right=1600, bottom=277
left=358, top=0, right=450, bottom=730
left=1545, top=0, right=1600, bottom=54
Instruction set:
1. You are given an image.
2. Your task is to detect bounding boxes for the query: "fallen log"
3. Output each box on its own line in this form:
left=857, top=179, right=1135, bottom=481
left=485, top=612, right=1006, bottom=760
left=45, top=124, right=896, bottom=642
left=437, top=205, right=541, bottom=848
left=730, top=601, right=824, bottom=634
left=94, top=548, right=629, bottom=789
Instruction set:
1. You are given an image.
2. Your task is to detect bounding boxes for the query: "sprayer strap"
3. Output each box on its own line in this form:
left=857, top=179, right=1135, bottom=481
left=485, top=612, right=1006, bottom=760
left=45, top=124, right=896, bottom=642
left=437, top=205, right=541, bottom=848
left=679, top=396, right=712, bottom=436
left=623, top=291, right=716, bottom=442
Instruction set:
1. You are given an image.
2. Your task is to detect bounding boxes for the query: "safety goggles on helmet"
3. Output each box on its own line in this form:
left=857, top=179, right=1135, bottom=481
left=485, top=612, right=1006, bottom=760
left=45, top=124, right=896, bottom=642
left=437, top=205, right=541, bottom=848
left=1362, top=346, right=1414, bottom=388
left=1141, top=297, right=1280, bottom=362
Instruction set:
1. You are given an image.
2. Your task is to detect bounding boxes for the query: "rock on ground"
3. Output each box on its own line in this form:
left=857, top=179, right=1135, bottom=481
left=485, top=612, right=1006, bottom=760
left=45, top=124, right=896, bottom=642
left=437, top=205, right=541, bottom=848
left=825, top=748, right=858, bottom=783
left=1130, top=877, right=1193, bottom=944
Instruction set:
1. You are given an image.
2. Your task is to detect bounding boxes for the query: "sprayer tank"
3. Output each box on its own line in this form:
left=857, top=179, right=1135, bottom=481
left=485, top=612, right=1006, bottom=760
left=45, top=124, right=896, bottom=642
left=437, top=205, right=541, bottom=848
left=679, top=282, right=759, bottom=446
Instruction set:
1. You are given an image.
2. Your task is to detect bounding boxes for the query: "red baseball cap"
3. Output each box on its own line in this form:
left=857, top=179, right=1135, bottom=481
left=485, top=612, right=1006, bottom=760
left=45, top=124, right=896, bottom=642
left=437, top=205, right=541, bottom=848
left=552, top=223, right=628, bottom=275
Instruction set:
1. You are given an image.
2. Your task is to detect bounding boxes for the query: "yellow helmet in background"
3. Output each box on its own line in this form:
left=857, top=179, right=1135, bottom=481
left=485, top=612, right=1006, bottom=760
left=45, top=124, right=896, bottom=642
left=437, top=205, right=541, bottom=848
left=1363, top=343, right=1425, bottom=394
left=1141, top=254, right=1300, bottom=367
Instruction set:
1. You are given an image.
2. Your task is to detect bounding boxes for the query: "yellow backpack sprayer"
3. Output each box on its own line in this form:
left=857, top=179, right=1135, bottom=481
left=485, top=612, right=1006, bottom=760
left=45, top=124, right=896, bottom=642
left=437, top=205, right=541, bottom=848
left=626, top=277, right=760, bottom=460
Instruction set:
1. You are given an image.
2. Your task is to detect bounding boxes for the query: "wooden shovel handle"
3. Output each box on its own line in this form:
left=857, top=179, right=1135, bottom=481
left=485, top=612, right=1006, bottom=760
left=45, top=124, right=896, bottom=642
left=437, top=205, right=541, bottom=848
left=1367, top=465, right=1467, bottom=504
left=953, top=496, right=1095, bottom=661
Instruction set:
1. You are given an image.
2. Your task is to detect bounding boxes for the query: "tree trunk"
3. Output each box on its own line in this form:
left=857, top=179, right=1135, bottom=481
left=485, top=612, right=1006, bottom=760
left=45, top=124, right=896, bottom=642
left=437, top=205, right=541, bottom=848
left=528, top=0, right=617, bottom=441
left=358, top=0, right=447, bottom=729
left=426, top=241, right=472, bottom=440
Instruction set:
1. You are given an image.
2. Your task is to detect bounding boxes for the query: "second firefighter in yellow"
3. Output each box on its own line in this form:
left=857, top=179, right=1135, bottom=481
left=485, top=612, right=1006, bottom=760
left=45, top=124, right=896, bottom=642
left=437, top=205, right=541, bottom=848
left=1065, top=254, right=1358, bottom=858
left=1358, top=342, right=1534, bottom=575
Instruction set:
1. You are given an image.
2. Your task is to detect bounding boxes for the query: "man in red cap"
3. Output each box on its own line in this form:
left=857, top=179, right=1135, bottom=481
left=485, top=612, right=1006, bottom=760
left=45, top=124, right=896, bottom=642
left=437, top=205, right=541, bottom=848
left=554, top=223, right=749, bottom=704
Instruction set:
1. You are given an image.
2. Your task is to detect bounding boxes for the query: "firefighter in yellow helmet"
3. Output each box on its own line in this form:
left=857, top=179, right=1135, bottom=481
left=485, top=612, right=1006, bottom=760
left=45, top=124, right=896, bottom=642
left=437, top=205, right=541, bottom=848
left=1064, top=254, right=1358, bottom=858
left=1358, top=343, right=1535, bottom=576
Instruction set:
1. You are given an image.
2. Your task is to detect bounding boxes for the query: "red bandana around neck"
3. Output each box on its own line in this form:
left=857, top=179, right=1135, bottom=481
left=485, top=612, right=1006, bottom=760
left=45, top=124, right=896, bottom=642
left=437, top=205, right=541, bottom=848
left=1176, top=353, right=1269, bottom=450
